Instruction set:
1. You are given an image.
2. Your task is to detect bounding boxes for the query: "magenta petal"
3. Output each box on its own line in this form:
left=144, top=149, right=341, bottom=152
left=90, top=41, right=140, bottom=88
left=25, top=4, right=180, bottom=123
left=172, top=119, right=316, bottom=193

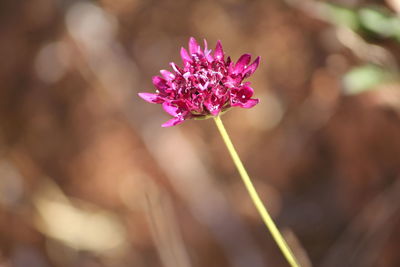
left=226, top=56, right=234, bottom=73
left=214, top=40, right=224, bottom=61
left=234, top=54, right=251, bottom=74
left=160, top=70, right=175, bottom=81
left=170, top=62, right=182, bottom=74
left=230, top=85, right=256, bottom=107
left=226, top=76, right=242, bottom=87
left=241, top=85, right=254, bottom=97
left=188, top=37, right=200, bottom=55
left=241, top=98, right=259, bottom=108
left=152, top=76, right=168, bottom=90
left=205, top=104, right=220, bottom=116
left=203, top=39, right=208, bottom=52
left=243, top=56, right=260, bottom=78
left=210, top=108, right=220, bottom=116
left=161, top=117, right=184, bottom=127
left=203, top=39, right=213, bottom=62
left=162, top=102, right=179, bottom=116
left=138, top=92, right=162, bottom=104
left=204, top=98, right=221, bottom=116
left=180, top=47, right=192, bottom=65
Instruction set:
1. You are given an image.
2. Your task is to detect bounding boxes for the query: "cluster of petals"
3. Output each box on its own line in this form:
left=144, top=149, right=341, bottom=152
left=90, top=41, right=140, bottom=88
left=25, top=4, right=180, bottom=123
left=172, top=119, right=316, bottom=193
left=139, top=37, right=260, bottom=127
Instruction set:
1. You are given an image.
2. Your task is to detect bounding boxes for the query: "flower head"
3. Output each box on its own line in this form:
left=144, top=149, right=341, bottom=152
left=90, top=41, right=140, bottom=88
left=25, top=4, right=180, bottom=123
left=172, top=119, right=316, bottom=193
left=139, top=37, right=260, bottom=127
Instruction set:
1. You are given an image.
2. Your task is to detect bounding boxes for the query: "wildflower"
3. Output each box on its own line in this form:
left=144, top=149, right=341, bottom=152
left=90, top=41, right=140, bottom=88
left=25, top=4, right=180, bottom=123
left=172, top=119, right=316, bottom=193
left=139, top=37, right=260, bottom=127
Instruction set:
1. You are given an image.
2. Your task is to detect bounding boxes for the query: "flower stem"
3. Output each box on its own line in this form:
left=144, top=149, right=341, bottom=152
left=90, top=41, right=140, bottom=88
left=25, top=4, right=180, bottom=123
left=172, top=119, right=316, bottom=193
left=213, top=116, right=301, bottom=267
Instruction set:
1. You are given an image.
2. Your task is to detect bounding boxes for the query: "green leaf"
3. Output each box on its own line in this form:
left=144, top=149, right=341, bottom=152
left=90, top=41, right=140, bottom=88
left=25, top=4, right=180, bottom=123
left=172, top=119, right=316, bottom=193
left=326, top=4, right=360, bottom=30
left=343, top=64, right=396, bottom=95
left=359, top=8, right=396, bottom=37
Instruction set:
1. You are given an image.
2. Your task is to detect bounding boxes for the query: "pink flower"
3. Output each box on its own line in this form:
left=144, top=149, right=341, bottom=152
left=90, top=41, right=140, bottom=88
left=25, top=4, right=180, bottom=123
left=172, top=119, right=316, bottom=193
left=139, top=37, right=260, bottom=127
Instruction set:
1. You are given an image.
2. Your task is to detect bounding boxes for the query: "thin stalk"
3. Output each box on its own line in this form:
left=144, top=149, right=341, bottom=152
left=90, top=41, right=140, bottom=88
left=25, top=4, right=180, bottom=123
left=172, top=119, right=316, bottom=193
left=213, top=116, right=301, bottom=267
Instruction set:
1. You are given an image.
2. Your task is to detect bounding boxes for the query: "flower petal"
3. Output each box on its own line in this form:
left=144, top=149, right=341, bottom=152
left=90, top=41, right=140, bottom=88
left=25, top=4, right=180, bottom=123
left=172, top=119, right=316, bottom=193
left=240, top=98, right=259, bottom=108
left=160, top=70, right=175, bottom=81
left=161, top=117, right=184, bottom=127
left=207, top=105, right=220, bottom=116
left=152, top=76, right=168, bottom=91
left=203, top=39, right=208, bottom=52
left=241, top=85, right=254, bottom=98
left=138, top=92, right=163, bottom=104
left=180, top=47, right=192, bottom=65
left=203, top=39, right=213, bottom=62
left=204, top=96, right=222, bottom=116
left=234, top=54, right=251, bottom=74
left=230, top=86, right=256, bottom=107
left=162, top=102, right=179, bottom=116
left=188, top=37, right=200, bottom=55
left=214, top=40, right=224, bottom=61
left=170, top=62, right=183, bottom=74
left=243, top=56, right=260, bottom=78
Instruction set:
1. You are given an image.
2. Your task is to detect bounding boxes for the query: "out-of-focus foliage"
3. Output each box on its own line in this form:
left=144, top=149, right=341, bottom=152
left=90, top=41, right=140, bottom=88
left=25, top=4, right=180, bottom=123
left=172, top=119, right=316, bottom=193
left=343, top=64, right=397, bottom=94
left=359, top=7, right=400, bottom=39
left=327, top=4, right=400, bottom=39
left=0, top=0, right=400, bottom=267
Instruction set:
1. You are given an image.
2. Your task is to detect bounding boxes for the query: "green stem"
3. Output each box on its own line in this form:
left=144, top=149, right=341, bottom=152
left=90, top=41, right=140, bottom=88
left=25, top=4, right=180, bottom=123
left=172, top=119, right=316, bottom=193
left=213, top=116, right=301, bottom=267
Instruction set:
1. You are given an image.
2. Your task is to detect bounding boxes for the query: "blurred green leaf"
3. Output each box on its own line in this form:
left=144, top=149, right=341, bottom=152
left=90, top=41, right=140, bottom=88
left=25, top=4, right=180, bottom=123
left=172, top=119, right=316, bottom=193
left=343, top=64, right=396, bottom=95
left=326, top=4, right=360, bottom=30
left=359, top=8, right=396, bottom=37
left=326, top=4, right=400, bottom=42
left=391, top=18, right=400, bottom=41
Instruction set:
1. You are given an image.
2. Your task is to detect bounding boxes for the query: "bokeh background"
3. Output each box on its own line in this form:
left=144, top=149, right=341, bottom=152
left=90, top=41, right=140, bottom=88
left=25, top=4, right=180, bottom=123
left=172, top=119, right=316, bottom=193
left=1, top=0, right=400, bottom=266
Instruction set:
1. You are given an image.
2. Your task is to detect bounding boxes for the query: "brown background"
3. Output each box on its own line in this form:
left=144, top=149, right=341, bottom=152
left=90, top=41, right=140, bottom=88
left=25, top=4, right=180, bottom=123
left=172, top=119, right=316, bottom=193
left=0, top=0, right=399, bottom=266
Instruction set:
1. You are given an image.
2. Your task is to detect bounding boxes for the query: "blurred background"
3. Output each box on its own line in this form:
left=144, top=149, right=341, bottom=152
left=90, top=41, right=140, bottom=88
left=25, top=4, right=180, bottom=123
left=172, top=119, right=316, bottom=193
left=1, top=0, right=400, bottom=266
